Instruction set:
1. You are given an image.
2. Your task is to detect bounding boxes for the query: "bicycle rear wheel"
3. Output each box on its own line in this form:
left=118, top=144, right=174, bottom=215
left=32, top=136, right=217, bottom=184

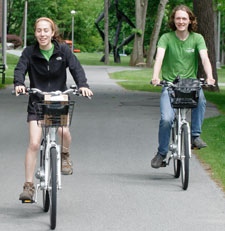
left=180, top=124, right=190, bottom=190
left=40, top=138, right=50, bottom=212
left=172, top=119, right=181, bottom=178
left=49, top=147, right=57, bottom=230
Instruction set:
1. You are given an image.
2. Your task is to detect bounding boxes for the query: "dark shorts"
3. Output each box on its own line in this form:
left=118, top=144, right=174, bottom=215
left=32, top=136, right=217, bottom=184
left=27, top=113, right=40, bottom=122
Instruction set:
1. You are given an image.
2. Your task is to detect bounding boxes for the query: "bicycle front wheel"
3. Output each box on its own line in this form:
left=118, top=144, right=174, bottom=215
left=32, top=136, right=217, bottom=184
left=172, top=118, right=181, bottom=178
left=180, top=124, right=190, bottom=190
left=40, top=138, right=50, bottom=212
left=49, top=147, right=57, bottom=230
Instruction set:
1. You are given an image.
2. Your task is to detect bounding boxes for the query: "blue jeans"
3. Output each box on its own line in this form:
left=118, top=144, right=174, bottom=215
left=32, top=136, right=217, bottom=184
left=158, top=87, right=206, bottom=156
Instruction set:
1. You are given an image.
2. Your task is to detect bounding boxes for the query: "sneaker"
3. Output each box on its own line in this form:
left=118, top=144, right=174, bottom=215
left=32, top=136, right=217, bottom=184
left=19, top=182, right=35, bottom=201
left=151, top=153, right=167, bottom=168
left=192, top=137, right=207, bottom=149
left=61, top=152, right=73, bottom=175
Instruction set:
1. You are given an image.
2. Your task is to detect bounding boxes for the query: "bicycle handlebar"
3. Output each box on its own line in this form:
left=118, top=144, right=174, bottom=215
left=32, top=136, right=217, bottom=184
left=12, top=85, right=92, bottom=99
left=150, top=78, right=215, bottom=88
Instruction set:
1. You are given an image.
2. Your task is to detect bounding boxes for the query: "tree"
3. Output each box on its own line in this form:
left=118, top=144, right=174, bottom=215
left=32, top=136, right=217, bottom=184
left=193, top=0, right=219, bottom=91
left=104, top=0, right=109, bottom=65
left=146, top=0, right=168, bottom=67
left=129, top=0, right=148, bottom=66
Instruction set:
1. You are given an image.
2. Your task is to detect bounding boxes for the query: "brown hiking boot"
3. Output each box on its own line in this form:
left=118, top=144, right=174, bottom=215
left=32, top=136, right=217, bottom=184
left=61, top=152, right=73, bottom=175
left=19, top=182, right=35, bottom=201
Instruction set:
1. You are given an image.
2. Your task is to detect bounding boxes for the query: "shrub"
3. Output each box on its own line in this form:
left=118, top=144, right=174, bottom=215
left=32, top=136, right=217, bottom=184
left=0, top=34, right=23, bottom=48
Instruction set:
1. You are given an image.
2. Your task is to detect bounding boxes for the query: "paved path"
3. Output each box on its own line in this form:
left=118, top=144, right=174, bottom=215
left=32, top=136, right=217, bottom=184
left=0, top=53, right=224, bottom=230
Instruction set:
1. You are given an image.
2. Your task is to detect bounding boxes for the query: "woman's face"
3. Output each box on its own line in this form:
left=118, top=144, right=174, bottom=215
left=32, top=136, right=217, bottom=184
left=174, top=10, right=190, bottom=32
left=35, top=20, right=54, bottom=50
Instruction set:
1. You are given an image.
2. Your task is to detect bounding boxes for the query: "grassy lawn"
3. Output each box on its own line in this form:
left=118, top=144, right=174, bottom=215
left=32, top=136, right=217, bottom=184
left=0, top=54, right=19, bottom=88
left=76, top=52, right=131, bottom=66
left=110, top=68, right=225, bottom=191
left=0, top=52, right=130, bottom=88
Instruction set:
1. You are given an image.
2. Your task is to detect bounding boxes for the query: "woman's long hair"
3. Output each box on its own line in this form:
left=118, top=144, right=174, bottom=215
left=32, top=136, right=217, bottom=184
left=168, top=5, right=198, bottom=32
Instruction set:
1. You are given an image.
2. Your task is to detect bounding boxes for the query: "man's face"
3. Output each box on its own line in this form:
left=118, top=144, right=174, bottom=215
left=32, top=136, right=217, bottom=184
left=174, top=10, right=191, bottom=32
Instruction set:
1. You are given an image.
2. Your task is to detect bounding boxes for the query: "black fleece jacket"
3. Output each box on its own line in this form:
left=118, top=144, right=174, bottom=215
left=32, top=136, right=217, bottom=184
left=14, top=40, right=89, bottom=113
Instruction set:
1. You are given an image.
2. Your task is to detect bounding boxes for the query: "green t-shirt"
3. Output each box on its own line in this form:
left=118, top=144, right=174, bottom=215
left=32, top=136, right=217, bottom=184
left=157, top=32, right=207, bottom=82
left=40, top=44, right=55, bottom=61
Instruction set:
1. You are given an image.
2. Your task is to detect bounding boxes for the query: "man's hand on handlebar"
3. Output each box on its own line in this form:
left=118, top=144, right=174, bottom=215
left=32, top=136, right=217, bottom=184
left=150, top=78, right=161, bottom=86
left=206, top=78, right=215, bottom=86
left=15, top=85, right=26, bottom=96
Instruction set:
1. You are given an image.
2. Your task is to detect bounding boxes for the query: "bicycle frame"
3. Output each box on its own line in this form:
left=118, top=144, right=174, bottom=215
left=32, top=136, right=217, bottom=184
left=34, top=127, right=62, bottom=203
left=175, top=108, right=192, bottom=160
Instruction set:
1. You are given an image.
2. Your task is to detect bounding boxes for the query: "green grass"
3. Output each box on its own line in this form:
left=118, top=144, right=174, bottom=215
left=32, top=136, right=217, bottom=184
left=197, top=115, right=225, bottom=191
left=110, top=68, right=225, bottom=191
left=0, top=54, right=19, bottom=88
left=76, top=52, right=131, bottom=66
left=0, top=52, right=131, bottom=88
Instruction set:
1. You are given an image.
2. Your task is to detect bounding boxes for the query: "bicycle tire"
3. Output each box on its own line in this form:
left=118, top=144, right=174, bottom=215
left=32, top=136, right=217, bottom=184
left=180, top=124, right=189, bottom=190
left=50, top=147, right=57, bottom=230
left=40, top=138, right=50, bottom=212
left=172, top=119, right=181, bottom=178
left=43, top=190, right=50, bottom=212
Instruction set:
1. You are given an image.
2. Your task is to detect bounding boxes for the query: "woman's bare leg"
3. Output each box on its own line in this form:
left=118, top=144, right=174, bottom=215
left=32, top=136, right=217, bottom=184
left=58, top=127, right=73, bottom=174
left=25, top=121, right=42, bottom=183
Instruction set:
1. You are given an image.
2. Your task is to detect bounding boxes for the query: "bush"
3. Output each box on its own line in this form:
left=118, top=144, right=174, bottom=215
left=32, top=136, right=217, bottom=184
left=0, top=34, right=23, bottom=48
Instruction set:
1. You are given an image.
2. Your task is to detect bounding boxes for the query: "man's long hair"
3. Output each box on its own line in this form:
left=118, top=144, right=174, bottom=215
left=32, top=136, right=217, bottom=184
left=169, top=5, right=198, bottom=32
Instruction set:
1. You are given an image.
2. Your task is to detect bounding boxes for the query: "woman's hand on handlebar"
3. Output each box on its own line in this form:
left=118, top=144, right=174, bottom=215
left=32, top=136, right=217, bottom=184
left=79, top=87, right=93, bottom=98
left=15, top=85, right=26, bottom=96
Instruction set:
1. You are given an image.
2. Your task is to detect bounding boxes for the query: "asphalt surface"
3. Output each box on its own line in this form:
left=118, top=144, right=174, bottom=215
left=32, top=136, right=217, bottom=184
left=0, top=53, right=225, bottom=230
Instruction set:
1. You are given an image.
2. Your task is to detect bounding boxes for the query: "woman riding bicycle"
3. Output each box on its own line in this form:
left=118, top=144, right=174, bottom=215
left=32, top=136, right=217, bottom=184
left=14, top=17, right=93, bottom=201
left=150, top=5, right=215, bottom=168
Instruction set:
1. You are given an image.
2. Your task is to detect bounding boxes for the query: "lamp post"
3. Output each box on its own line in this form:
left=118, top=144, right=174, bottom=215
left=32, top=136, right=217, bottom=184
left=71, top=10, right=76, bottom=53
left=216, top=9, right=221, bottom=69
left=24, top=0, right=28, bottom=48
left=2, top=0, right=7, bottom=84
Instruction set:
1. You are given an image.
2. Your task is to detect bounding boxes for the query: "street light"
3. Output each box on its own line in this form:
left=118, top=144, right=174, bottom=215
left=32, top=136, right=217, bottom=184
left=216, top=9, right=221, bottom=69
left=2, top=0, right=7, bottom=84
left=24, top=0, right=28, bottom=48
left=71, top=10, right=76, bottom=53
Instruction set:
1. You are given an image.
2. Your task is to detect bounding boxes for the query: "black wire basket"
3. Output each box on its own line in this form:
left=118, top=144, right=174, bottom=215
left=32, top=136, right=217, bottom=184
left=34, top=101, right=75, bottom=127
left=169, top=79, right=201, bottom=109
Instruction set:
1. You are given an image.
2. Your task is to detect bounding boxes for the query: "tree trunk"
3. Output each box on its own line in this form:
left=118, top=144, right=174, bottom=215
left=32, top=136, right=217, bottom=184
left=146, top=0, right=168, bottom=67
left=222, top=16, right=225, bottom=65
left=193, top=0, right=219, bottom=91
left=104, top=0, right=109, bottom=65
left=19, top=12, right=25, bottom=42
left=129, top=0, right=148, bottom=67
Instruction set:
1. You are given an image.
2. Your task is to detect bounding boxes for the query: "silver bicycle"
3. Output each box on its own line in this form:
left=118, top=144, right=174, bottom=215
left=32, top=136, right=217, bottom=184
left=158, top=78, right=204, bottom=190
left=18, top=86, right=84, bottom=229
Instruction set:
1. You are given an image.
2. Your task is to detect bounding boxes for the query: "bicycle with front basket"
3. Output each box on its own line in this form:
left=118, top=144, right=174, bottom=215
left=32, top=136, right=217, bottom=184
left=156, top=77, right=207, bottom=190
left=16, top=85, right=88, bottom=229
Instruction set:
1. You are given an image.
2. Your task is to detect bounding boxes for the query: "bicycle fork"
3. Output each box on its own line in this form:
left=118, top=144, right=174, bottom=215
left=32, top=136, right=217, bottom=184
left=177, top=109, right=192, bottom=160
left=166, top=109, right=192, bottom=167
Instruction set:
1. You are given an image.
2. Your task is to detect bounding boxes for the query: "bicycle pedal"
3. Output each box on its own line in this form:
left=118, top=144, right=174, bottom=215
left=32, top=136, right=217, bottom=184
left=22, top=199, right=35, bottom=204
left=191, top=145, right=199, bottom=150
left=161, top=161, right=167, bottom=167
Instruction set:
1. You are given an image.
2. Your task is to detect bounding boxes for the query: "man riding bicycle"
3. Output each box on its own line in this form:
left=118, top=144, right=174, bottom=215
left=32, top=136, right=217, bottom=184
left=150, top=5, right=215, bottom=168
